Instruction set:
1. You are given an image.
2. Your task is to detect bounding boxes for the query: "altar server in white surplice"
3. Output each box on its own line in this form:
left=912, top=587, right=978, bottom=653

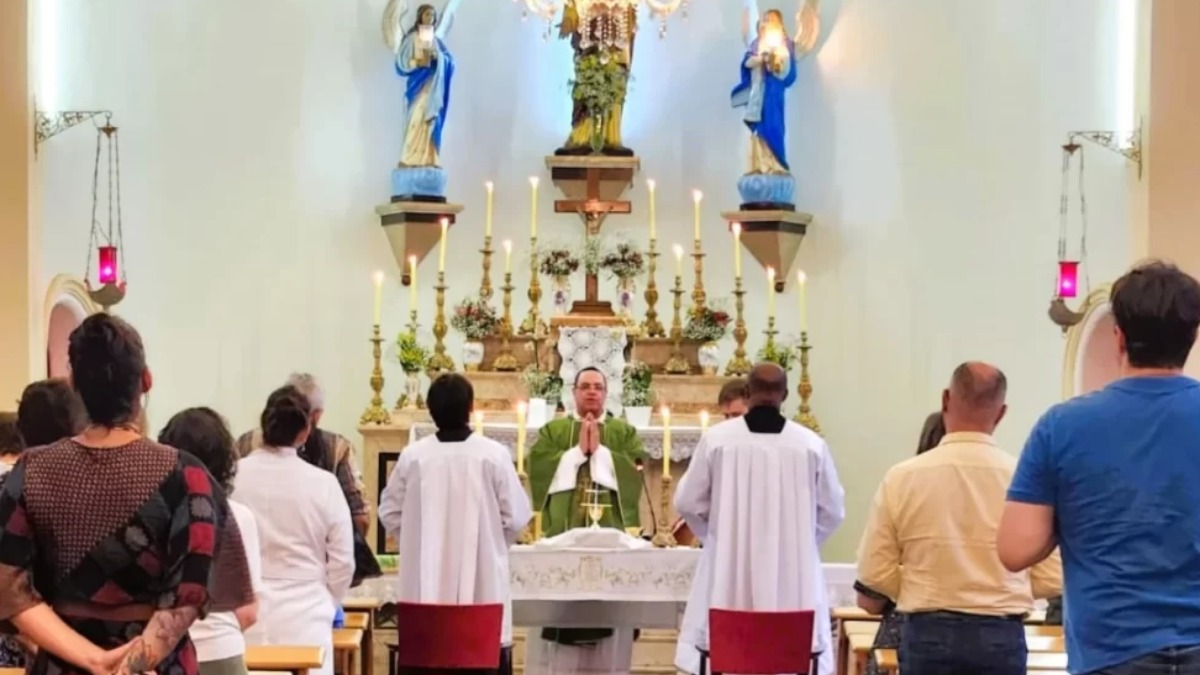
left=379, top=373, right=532, bottom=662
left=674, top=363, right=845, bottom=675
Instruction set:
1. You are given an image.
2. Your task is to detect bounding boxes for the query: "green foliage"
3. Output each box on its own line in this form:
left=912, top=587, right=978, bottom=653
left=756, top=339, right=797, bottom=371
left=621, top=360, right=653, bottom=407
left=570, top=53, right=626, bottom=118
left=395, top=329, right=431, bottom=374
left=523, top=365, right=564, bottom=400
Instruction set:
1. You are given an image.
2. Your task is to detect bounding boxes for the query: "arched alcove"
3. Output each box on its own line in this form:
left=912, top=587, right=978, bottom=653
left=1061, top=285, right=1119, bottom=399
left=41, top=275, right=102, bottom=379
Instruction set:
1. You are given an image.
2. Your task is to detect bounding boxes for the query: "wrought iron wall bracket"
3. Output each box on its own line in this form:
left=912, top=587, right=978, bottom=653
left=1067, top=119, right=1143, bottom=179
left=34, top=108, right=114, bottom=155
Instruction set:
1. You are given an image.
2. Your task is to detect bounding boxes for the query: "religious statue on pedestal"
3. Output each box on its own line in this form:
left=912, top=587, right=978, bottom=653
left=555, top=0, right=637, bottom=156
left=731, top=0, right=821, bottom=209
left=382, top=0, right=461, bottom=199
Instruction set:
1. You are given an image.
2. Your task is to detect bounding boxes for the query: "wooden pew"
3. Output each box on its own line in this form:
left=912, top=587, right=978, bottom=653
left=873, top=648, right=1067, bottom=675
left=333, top=627, right=365, bottom=675
left=343, top=597, right=380, bottom=675
left=245, top=645, right=326, bottom=675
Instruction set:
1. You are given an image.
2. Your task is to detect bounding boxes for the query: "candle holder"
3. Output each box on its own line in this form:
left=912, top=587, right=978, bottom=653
left=427, top=271, right=455, bottom=373
left=519, top=236, right=545, bottom=336
left=360, top=324, right=392, bottom=425
left=516, top=471, right=536, bottom=544
left=494, top=272, right=519, bottom=371
left=725, top=277, right=752, bottom=375
left=764, top=315, right=778, bottom=352
left=795, top=331, right=822, bottom=434
left=479, top=235, right=494, bottom=302
left=641, top=239, right=666, bottom=338
left=652, top=473, right=677, bottom=548
left=665, top=276, right=690, bottom=374
left=690, top=239, right=707, bottom=317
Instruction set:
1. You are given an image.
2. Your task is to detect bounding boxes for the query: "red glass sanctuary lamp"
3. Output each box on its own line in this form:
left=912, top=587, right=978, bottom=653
left=97, top=246, right=118, bottom=285
left=1056, top=260, right=1079, bottom=299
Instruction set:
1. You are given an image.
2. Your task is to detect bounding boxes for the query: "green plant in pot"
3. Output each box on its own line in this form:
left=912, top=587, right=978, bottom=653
left=569, top=53, right=626, bottom=154
left=395, top=329, right=431, bottom=409
left=621, top=360, right=654, bottom=428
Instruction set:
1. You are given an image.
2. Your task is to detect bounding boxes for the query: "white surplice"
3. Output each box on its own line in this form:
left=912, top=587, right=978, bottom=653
left=234, top=447, right=355, bottom=675
left=673, top=416, right=846, bottom=675
left=378, top=432, right=532, bottom=645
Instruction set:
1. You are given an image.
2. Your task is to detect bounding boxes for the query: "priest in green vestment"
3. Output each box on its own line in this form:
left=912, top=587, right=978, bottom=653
left=525, top=367, right=647, bottom=673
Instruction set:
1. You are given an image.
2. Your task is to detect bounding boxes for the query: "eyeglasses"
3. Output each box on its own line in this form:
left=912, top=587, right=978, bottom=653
left=574, top=383, right=606, bottom=393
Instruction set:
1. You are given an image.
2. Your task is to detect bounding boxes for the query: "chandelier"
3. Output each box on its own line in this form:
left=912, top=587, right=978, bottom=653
left=1047, top=142, right=1089, bottom=333
left=84, top=116, right=128, bottom=310
left=516, top=0, right=689, bottom=38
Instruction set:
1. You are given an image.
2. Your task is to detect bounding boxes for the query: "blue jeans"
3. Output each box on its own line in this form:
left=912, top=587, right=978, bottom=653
left=1089, top=646, right=1200, bottom=675
left=900, top=611, right=1026, bottom=675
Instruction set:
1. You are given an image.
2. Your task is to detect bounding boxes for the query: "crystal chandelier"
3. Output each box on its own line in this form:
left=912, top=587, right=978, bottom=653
left=516, top=0, right=689, bottom=38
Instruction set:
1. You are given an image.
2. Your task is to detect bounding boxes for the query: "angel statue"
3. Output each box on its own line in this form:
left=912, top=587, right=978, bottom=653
left=555, top=0, right=638, bottom=156
left=730, top=0, right=821, bottom=208
left=382, top=0, right=461, bottom=199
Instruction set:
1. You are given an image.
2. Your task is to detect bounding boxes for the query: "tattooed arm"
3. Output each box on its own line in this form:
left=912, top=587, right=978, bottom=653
left=114, top=607, right=199, bottom=675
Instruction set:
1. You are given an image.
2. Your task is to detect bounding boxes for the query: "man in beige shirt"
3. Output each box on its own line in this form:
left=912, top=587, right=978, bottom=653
left=857, top=362, right=1062, bottom=675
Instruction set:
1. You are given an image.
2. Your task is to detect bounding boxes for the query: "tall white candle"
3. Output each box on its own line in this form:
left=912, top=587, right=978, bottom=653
left=408, top=255, right=418, bottom=312
left=503, top=239, right=513, bottom=275
left=647, top=179, right=657, bottom=240
left=661, top=406, right=672, bottom=474
left=473, top=410, right=484, bottom=436
left=767, top=267, right=776, bottom=319
left=438, top=217, right=449, bottom=273
left=692, top=190, right=703, bottom=241
left=797, top=269, right=808, bottom=332
left=372, top=271, right=384, bottom=326
left=516, top=402, right=528, bottom=473
left=699, top=410, right=710, bottom=431
left=732, top=223, right=743, bottom=279
left=529, top=177, right=539, bottom=238
left=673, top=244, right=684, bottom=277
left=485, top=181, right=494, bottom=238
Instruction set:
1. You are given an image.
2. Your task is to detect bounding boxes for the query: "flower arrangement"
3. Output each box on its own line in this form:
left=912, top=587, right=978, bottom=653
left=450, top=296, right=499, bottom=341
left=583, top=236, right=604, bottom=276
left=539, top=248, right=581, bottom=278
left=757, top=339, right=797, bottom=371
left=522, top=365, right=564, bottom=401
left=395, top=329, right=431, bottom=374
left=621, top=360, right=654, bottom=407
left=601, top=242, right=646, bottom=280
left=684, top=306, right=733, bottom=342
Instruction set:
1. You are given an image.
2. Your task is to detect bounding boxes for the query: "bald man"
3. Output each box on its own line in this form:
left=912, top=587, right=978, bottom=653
left=856, top=363, right=1062, bottom=675
left=674, top=363, right=845, bottom=675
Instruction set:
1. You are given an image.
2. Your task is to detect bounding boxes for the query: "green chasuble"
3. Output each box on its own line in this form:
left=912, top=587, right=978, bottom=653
left=527, top=416, right=647, bottom=647
left=528, top=416, right=647, bottom=537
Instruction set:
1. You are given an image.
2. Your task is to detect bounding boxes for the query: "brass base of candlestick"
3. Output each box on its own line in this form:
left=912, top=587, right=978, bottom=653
left=725, top=279, right=752, bottom=376
left=428, top=274, right=455, bottom=373
left=665, top=277, right=690, bottom=374
left=479, top=236, right=494, bottom=302
left=764, top=316, right=778, bottom=352
left=795, top=331, right=822, bottom=434
left=494, top=274, right=520, bottom=371
left=360, top=325, right=392, bottom=425
left=652, top=473, right=677, bottom=548
left=691, top=244, right=707, bottom=317
left=519, top=237, right=546, bottom=337
left=642, top=243, right=666, bottom=338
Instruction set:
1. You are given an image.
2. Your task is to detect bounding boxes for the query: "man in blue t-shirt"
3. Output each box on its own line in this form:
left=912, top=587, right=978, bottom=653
left=999, top=261, right=1200, bottom=675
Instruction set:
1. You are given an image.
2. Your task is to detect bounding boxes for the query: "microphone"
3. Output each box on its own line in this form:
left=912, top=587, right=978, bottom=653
left=635, top=458, right=657, bottom=541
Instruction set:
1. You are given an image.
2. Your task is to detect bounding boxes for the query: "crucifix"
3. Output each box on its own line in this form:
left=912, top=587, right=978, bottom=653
left=553, top=166, right=632, bottom=316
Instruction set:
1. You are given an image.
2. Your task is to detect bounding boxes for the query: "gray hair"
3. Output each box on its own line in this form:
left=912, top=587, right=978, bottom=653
left=285, top=372, right=325, bottom=411
left=949, top=362, right=1007, bottom=412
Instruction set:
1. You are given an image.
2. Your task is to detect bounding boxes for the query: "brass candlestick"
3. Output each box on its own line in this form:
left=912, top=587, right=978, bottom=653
left=795, top=331, right=822, bottom=434
left=360, top=324, right=391, bottom=425
left=665, top=275, right=690, bottom=374
left=641, top=239, right=666, bottom=337
left=427, top=271, right=455, bottom=373
left=764, top=315, right=778, bottom=352
left=652, top=473, right=677, bottom=548
left=494, top=272, right=519, bottom=371
left=725, top=276, right=752, bottom=375
left=690, top=239, right=707, bottom=317
left=519, top=236, right=544, bottom=336
left=479, top=235, right=494, bottom=301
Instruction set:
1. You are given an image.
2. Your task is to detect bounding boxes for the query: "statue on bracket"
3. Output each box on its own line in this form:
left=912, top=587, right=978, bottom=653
left=731, top=0, right=821, bottom=209
left=555, top=0, right=637, bottom=157
left=382, top=0, right=462, bottom=200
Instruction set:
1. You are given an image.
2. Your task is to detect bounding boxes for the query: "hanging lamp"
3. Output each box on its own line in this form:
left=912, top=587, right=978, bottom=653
left=85, top=116, right=128, bottom=310
left=1047, top=142, right=1089, bottom=333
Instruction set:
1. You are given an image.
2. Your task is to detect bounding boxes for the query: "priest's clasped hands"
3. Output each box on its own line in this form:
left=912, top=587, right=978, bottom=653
left=579, top=413, right=601, bottom=457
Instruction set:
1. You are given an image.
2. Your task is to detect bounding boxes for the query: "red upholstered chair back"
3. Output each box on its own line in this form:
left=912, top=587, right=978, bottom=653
left=394, top=602, right=504, bottom=669
left=709, top=608, right=816, bottom=674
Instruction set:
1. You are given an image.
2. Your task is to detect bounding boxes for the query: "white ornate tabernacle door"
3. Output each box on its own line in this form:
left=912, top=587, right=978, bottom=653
left=556, top=326, right=627, bottom=415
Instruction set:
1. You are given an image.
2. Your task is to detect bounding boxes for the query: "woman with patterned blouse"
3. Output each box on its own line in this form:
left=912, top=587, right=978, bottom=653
left=0, top=313, right=253, bottom=675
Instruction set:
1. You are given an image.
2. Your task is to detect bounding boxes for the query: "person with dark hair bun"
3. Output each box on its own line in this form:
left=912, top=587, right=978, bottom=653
left=16, top=379, right=86, bottom=448
left=233, top=386, right=353, bottom=675
left=0, top=313, right=254, bottom=675
left=159, top=408, right=264, bottom=675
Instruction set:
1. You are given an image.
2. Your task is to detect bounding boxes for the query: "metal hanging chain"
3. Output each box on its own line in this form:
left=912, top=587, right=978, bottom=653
left=113, top=126, right=126, bottom=283
left=1054, top=144, right=1072, bottom=295
left=1078, top=146, right=1090, bottom=296
left=84, top=123, right=104, bottom=283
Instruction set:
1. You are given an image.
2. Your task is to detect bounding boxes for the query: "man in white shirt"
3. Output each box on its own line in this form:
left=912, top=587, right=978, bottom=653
left=379, top=373, right=532, bottom=673
left=674, top=362, right=845, bottom=675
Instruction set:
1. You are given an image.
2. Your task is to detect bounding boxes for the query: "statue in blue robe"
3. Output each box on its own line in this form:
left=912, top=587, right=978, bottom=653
left=731, top=9, right=797, bottom=177
left=383, top=0, right=460, bottom=197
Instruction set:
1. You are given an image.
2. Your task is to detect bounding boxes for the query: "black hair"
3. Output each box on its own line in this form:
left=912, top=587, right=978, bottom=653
left=17, top=379, right=87, bottom=446
left=260, top=385, right=312, bottom=448
left=158, top=407, right=237, bottom=492
left=67, top=313, right=147, bottom=428
left=1110, top=261, right=1200, bottom=369
left=427, top=373, right=473, bottom=430
left=0, top=412, right=21, bottom=456
left=573, top=367, right=607, bottom=387
left=915, top=412, right=945, bottom=455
